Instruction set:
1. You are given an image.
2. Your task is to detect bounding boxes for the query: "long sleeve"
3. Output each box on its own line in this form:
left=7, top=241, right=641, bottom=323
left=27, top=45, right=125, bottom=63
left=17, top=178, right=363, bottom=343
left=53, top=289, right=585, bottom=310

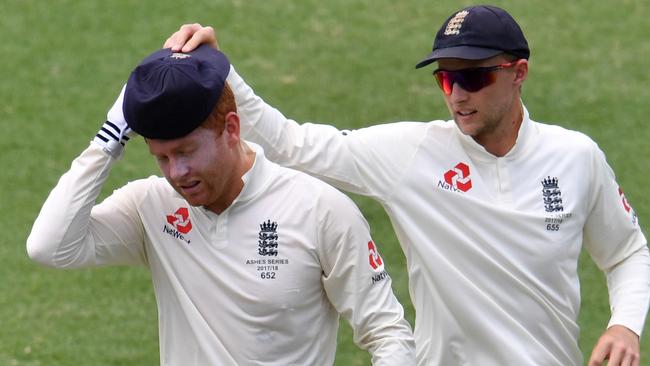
left=228, top=65, right=425, bottom=202
left=315, top=185, right=416, bottom=365
left=583, top=143, right=650, bottom=336
left=606, top=246, right=650, bottom=336
left=27, top=142, right=147, bottom=268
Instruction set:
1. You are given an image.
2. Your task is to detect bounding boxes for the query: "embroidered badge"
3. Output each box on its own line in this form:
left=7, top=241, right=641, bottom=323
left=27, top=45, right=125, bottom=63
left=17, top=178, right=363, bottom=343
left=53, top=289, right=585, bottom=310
left=541, top=176, right=563, bottom=212
left=245, top=220, right=288, bottom=280
left=444, top=10, right=469, bottom=35
left=258, top=220, right=279, bottom=256
left=170, top=53, right=191, bottom=60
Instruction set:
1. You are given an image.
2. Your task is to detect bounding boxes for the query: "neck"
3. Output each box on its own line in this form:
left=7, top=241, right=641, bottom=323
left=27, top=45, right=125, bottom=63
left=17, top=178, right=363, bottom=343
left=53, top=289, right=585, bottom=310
left=475, top=101, right=524, bottom=157
left=207, top=143, right=256, bottom=215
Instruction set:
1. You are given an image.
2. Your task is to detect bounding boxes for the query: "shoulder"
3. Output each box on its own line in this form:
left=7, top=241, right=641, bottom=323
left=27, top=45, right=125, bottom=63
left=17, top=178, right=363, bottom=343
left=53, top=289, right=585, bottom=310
left=110, top=175, right=173, bottom=202
left=533, top=120, right=600, bottom=153
left=353, top=119, right=453, bottom=141
left=117, top=175, right=168, bottom=191
left=274, top=165, right=362, bottom=214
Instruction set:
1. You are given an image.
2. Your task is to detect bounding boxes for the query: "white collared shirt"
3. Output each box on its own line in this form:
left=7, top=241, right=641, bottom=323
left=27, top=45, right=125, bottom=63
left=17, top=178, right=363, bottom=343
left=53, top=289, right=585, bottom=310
left=27, top=142, right=416, bottom=365
left=229, top=66, right=650, bottom=366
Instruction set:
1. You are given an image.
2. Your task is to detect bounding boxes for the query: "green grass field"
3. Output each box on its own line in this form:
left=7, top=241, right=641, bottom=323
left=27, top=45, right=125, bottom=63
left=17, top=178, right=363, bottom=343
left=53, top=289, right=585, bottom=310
left=1, top=0, right=649, bottom=364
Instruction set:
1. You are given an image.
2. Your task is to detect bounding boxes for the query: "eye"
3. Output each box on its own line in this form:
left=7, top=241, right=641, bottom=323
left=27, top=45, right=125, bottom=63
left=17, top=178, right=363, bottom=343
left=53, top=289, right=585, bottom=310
left=155, top=155, right=169, bottom=164
left=182, top=146, right=197, bottom=156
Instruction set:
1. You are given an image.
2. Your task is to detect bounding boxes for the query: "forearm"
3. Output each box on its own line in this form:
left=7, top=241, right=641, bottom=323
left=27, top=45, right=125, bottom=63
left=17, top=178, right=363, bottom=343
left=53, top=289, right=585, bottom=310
left=606, top=245, right=650, bottom=336
left=27, top=143, right=116, bottom=268
left=359, top=295, right=417, bottom=366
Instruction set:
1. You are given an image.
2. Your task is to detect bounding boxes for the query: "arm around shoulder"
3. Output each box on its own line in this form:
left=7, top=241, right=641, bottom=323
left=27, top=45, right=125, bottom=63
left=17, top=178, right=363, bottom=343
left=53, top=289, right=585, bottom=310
left=229, top=64, right=424, bottom=199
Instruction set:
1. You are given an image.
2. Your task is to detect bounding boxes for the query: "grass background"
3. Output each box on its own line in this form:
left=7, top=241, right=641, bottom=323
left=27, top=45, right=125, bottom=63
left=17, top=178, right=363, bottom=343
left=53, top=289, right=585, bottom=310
left=1, top=0, right=649, bottom=364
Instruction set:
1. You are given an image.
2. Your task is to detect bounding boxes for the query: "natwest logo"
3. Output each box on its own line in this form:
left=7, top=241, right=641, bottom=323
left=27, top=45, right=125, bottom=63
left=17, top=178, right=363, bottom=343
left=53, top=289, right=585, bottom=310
left=166, top=207, right=193, bottom=234
left=368, top=241, right=384, bottom=271
left=443, top=162, right=472, bottom=192
left=618, top=186, right=638, bottom=225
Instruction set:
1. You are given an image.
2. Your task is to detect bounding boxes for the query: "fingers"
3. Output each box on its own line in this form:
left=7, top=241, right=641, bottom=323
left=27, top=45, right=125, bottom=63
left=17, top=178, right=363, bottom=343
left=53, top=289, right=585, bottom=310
left=588, top=326, right=641, bottom=366
left=163, top=23, right=218, bottom=53
left=588, top=340, right=611, bottom=366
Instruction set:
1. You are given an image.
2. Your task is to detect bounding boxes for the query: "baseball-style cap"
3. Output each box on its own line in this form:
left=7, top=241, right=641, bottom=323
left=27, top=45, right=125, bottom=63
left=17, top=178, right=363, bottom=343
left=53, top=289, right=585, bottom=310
left=123, top=45, right=230, bottom=139
left=415, top=5, right=529, bottom=69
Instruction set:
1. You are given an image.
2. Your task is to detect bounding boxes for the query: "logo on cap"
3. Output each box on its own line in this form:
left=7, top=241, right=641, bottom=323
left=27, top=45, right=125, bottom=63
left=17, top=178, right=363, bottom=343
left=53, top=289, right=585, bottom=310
left=170, top=53, right=191, bottom=60
left=444, top=10, right=469, bottom=35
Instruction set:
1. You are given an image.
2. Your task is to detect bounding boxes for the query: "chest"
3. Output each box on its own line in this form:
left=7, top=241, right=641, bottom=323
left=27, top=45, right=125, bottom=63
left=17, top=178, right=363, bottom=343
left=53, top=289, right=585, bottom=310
left=140, top=193, right=324, bottom=310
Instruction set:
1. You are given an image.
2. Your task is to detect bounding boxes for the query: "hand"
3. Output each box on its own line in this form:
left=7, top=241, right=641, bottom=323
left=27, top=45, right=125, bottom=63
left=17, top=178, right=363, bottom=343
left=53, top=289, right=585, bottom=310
left=163, top=23, right=219, bottom=53
left=588, top=325, right=640, bottom=366
left=93, top=85, right=136, bottom=158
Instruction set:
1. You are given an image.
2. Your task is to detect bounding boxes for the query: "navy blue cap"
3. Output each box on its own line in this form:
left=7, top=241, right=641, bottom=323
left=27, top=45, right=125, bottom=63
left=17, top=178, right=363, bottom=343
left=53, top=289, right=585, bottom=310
left=415, top=5, right=529, bottom=69
left=123, top=45, right=230, bottom=139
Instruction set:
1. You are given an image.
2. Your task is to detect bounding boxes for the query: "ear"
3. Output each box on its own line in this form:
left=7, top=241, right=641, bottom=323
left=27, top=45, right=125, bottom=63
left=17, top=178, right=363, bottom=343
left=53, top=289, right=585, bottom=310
left=223, top=111, right=241, bottom=143
left=513, top=59, right=528, bottom=86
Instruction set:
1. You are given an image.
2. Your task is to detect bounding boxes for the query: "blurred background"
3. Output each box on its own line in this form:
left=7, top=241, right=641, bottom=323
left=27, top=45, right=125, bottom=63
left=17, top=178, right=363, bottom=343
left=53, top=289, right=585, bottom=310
left=1, top=0, right=648, bottom=364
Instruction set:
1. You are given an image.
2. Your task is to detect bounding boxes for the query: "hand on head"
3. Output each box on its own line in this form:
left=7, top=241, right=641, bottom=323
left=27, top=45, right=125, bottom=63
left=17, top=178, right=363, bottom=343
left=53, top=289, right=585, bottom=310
left=164, top=23, right=218, bottom=53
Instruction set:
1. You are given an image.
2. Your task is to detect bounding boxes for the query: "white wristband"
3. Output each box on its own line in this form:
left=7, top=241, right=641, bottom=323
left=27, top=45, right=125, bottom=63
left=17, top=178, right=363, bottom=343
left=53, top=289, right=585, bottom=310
left=93, top=85, right=136, bottom=158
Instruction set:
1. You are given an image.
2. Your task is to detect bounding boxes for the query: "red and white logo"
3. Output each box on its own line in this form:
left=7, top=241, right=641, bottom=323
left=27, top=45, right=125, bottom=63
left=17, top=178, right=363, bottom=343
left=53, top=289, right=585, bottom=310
left=619, top=187, right=631, bottom=213
left=444, top=162, right=472, bottom=192
left=368, top=241, right=384, bottom=271
left=166, top=207, right=193, bottom=234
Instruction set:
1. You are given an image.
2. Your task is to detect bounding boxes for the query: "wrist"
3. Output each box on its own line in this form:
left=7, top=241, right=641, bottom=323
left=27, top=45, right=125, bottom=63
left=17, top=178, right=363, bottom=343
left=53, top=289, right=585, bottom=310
left=93, top=120, right=132, bottom=158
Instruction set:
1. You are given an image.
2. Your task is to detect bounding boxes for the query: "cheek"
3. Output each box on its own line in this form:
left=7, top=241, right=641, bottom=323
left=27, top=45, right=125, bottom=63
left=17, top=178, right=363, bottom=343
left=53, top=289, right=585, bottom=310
left=156, top=160, right=171, bottom=178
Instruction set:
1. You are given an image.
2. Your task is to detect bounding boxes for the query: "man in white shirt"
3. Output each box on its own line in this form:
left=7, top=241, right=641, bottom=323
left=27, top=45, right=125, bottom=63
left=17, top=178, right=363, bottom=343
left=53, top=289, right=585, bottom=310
left=165, top=4, right=650, bottom=366
left=27, top=45, right=415, bottom=365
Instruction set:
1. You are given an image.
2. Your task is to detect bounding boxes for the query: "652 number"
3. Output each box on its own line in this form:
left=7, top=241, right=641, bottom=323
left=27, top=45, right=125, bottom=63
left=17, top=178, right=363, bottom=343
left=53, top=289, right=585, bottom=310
left=260, top=272, right=276, bottom=280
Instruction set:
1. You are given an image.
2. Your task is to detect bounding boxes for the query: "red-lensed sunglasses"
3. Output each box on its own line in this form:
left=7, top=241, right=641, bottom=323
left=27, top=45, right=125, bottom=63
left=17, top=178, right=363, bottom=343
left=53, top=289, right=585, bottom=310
left=433, top=61, right=519, bottom=95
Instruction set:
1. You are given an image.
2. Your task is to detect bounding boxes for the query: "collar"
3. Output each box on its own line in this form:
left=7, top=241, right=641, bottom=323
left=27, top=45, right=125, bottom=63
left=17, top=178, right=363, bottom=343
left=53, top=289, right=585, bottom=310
left=455, top=102, right=533, bottom=161
left=234, top=141, right=275, bottom=204
left=169, top=141, right=276, bottom=214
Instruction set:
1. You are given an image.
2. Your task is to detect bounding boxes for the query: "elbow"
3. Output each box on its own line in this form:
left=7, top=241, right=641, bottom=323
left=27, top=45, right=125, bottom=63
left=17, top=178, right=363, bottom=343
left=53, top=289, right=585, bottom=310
left=26, top=234, right=58, bottom=267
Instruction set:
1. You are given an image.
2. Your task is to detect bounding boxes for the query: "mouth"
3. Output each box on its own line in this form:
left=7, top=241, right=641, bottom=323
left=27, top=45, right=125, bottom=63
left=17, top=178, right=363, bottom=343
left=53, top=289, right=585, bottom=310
left=456, top=110, right=477, bottom=117
left=179, top=180, right=200, bottom=193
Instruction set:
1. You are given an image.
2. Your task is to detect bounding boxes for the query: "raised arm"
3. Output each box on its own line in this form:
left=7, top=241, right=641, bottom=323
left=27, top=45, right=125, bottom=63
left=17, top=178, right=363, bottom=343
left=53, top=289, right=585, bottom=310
left=163, top=24, right=426, bottom=201
left=26, top=87, right=146, bottom=268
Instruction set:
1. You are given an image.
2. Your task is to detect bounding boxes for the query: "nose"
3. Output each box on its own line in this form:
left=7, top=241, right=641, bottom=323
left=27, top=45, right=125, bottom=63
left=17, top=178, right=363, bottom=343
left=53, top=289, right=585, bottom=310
left=449, top=82, right=470, bottom=102
left=168, top=158, right=190, bottom=181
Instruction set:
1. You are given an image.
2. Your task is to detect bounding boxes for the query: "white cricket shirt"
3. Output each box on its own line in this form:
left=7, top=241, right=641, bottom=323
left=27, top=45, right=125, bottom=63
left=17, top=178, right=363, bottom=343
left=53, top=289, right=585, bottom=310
left=228, top=67, right=650, bottom=366
left=27, top=142, right=416, bottom=365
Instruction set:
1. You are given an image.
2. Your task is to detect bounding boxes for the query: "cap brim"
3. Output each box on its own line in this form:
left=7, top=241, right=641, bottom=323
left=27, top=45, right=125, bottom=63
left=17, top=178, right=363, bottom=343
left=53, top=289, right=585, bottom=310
left=415, top=46, right=503, bottom=69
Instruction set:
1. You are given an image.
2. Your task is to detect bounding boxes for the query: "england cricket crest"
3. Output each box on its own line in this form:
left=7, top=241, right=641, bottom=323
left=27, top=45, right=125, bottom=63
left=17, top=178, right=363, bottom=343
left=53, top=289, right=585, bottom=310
left=258, top=220, right=279, bottom=256
left=541, top=176, right=563, bottom=212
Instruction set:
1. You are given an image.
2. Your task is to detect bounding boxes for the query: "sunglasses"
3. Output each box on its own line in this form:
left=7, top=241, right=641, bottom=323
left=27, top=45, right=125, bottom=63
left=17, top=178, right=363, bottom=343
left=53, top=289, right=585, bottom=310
left=433, top=61, right=519, bottom=95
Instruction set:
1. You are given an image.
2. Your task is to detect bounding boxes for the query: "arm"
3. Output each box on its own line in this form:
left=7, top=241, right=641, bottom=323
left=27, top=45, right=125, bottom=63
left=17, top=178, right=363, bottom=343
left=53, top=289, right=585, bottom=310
left=163, top=24, right=424, bottom=200
left=227, top=65, right=424, bottom=200
left=583, top=146, right=650, bottom=366
left=26, top=88, right=146, bottom=268
left=316, top=187, right=415, bottom=365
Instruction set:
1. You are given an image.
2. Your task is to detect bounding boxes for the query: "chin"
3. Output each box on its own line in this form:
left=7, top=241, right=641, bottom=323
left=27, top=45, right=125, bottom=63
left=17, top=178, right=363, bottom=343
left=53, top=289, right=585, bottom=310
left=185, top=196, right=208, bottom=208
